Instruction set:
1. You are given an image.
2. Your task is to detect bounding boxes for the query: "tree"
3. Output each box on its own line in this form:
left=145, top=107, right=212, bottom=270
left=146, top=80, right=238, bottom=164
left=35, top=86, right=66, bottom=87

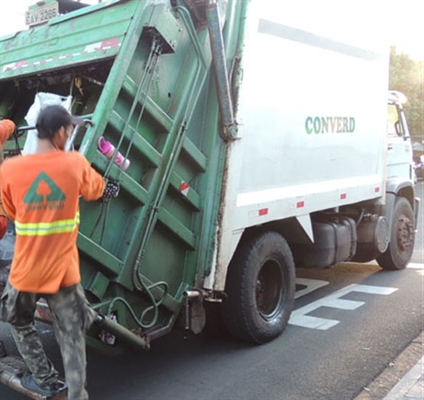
left=36, top=180, right=51, bottom=203
left=389, top=46, right=424, bottom=142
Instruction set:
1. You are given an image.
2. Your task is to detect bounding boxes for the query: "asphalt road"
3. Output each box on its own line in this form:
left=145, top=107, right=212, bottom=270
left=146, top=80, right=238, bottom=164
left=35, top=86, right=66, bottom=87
left=0, top=181, right=423, bottom=400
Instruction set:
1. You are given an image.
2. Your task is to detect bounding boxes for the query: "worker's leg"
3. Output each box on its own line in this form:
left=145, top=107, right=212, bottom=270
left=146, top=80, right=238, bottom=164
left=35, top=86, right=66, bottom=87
left=0, top=281, right=59, bottom=384
left=46, top=283, right=96, bottom=400
left=11, top=324, right=59, bottom=383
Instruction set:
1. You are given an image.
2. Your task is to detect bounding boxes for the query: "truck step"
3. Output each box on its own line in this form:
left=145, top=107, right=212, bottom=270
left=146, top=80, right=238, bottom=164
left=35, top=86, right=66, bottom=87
left=0, top=355, right=67, bottom=400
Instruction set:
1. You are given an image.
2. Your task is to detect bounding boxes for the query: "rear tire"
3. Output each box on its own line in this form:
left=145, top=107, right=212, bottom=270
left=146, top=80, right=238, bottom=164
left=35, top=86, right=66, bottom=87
left=222, top=231, right=295, bottom=344
left=377, top=197, right=415, bottom=270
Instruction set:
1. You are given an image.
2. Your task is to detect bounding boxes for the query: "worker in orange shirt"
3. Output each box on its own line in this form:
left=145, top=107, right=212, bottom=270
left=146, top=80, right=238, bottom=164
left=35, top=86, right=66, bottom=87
left=0, top=105, right=119, bottom=400
left=0, top=119, right=16, bottom=239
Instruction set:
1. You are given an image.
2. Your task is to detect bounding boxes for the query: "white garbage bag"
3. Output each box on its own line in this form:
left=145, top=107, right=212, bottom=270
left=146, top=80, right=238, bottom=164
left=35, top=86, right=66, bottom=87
left=23, top=92, right=73, bottom=155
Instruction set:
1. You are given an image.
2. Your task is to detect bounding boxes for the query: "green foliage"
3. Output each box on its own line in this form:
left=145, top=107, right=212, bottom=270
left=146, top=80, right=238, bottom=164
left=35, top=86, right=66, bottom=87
left=389, top=46, right=424, bottom=141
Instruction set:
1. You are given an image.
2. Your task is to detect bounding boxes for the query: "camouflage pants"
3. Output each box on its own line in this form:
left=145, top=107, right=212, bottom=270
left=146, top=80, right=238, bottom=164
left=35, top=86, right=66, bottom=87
left=0, top=281, right=96, bottom=400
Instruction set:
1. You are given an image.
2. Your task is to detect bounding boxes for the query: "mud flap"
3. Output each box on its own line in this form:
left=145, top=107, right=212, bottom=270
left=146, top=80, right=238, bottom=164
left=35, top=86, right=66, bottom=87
left=0, top=355, right=67, bottom=400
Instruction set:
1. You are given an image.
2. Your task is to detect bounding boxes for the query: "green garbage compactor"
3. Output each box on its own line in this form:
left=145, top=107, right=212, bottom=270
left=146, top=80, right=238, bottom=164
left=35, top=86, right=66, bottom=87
left=0, top=0, right=246, bottom=355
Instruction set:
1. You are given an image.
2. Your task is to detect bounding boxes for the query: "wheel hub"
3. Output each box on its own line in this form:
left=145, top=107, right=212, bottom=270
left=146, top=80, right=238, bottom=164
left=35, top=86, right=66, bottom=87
left=255, top=259, right=283, bottom=320
left=396, top=214, right=414, bottom=253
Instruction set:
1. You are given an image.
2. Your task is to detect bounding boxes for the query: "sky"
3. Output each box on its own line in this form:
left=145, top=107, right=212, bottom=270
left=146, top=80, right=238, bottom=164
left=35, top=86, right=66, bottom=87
left=0, top=0, right=423, bottom=60
left=382, top=0, right=424, bottom=60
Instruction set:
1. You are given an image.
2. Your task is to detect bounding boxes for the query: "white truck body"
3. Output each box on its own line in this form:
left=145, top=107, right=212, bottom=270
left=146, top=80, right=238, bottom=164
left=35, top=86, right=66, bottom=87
left=208, top=0, right=396, bottom=290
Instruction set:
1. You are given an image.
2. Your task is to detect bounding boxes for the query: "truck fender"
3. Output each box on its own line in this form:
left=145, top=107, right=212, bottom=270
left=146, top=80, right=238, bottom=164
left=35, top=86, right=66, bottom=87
left=385, top=178, right=415, bottom=206
left=385, top=177, right=418, bottom=229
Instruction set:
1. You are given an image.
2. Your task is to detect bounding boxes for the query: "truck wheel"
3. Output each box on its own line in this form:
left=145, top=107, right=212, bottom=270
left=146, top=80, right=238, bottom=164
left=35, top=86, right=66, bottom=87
left=222, top=231, right=295, bottom=344
left=377, top=197, right=415, bottom=270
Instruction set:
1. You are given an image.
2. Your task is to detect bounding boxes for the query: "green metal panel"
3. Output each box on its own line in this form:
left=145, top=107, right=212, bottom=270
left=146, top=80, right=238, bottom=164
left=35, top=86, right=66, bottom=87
left=0, top=1, right=135, bottom=80
left=0, top=0, right=247, bottom=353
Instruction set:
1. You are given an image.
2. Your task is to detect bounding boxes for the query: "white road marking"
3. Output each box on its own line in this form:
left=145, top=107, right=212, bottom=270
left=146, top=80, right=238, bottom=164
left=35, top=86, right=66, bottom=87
left=289, top=283, right=398, bottom=330
left=295, top=278, right=329, bottom=299
left=290, top=315, right=340, bottom=330
left=407, top=262, right=424, bottom=269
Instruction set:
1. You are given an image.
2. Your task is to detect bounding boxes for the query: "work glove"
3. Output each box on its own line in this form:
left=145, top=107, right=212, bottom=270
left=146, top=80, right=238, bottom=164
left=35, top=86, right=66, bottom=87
left=102, top=180, right=120, bottom=201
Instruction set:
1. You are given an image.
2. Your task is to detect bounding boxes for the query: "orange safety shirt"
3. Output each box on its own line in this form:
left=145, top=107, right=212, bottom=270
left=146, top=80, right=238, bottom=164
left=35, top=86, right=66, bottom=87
left=0, top=151, right=105, bottom=293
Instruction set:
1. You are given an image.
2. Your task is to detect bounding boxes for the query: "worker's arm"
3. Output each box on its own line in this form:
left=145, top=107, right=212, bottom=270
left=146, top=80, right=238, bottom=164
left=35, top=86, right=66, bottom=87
left=78, top=154, right=106, bottom=201
left=0, top=120, right=16, bottom=145
left=0, top=166, right=16, bottom=221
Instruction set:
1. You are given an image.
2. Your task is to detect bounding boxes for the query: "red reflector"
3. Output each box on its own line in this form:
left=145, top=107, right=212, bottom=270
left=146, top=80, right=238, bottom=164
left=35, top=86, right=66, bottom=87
left=259, top=208, right=268, bottom=216
left=180, top=182, right=189, bottom=192
left=374, top=187, right=380, bottom=193
left=340, top=193, right=346, bottom=199
left=180, top=182, right=190, bottom=197
left=296, top=201, right=305, bottom=208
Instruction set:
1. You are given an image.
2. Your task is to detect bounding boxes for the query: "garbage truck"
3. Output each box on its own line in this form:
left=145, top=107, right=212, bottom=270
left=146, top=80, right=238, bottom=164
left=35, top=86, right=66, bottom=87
left=0, top=0, right=419, bottom=397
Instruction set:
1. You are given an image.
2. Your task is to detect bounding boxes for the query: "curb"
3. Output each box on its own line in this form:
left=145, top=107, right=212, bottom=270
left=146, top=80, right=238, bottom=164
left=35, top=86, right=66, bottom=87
left=384, top=355, right=423, bottom=399
left=355, top=331, right=423, bottom=399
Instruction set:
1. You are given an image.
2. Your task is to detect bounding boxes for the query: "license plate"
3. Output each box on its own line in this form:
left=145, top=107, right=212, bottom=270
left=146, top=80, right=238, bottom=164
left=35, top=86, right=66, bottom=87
left=25, top=1, right=59, bottom=27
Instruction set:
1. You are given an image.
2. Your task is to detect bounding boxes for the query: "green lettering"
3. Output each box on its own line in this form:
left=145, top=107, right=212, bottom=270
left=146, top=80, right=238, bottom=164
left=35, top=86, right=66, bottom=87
left=313, top=117, right=321, bottom=134
left=330, top=117, right=336, bottom=132
left=337, top=117, right=342, bottom=133
left=306, top=116, right=355, bottom=135
left=342, top=117, right=348, bottom=132
left=305, top=117, right=313, bottom=134
left=321, top=117, right=329, bottom=133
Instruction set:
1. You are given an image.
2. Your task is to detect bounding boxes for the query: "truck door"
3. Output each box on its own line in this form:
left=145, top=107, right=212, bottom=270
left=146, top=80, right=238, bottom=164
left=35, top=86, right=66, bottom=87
left=386, top=91, right=414, bottom=182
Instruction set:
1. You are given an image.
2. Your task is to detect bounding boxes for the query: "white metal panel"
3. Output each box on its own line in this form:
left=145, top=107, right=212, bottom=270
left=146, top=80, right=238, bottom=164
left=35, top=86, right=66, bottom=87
left=236, top=1, right=388, bottom=197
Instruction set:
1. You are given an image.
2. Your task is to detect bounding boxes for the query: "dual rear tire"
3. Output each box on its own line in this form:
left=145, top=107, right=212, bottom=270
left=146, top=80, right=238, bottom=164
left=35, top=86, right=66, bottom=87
left=222, top=231, right=295, bottom=344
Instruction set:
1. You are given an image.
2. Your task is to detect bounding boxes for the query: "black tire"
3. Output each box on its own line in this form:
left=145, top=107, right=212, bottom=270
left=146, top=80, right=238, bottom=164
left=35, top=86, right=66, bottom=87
left=377, top=197, right=415, bottom=270
left=222, top=231, right=296, bottom=344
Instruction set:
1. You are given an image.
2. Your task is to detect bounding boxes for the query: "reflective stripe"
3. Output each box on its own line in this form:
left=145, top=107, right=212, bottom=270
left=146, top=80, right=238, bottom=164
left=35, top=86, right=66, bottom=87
left=15, top=212, right=80, bottom=236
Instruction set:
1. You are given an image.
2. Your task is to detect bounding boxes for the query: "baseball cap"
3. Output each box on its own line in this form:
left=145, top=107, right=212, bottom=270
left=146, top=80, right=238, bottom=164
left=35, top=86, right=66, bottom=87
left=36, top=105, right=84, bottom=139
